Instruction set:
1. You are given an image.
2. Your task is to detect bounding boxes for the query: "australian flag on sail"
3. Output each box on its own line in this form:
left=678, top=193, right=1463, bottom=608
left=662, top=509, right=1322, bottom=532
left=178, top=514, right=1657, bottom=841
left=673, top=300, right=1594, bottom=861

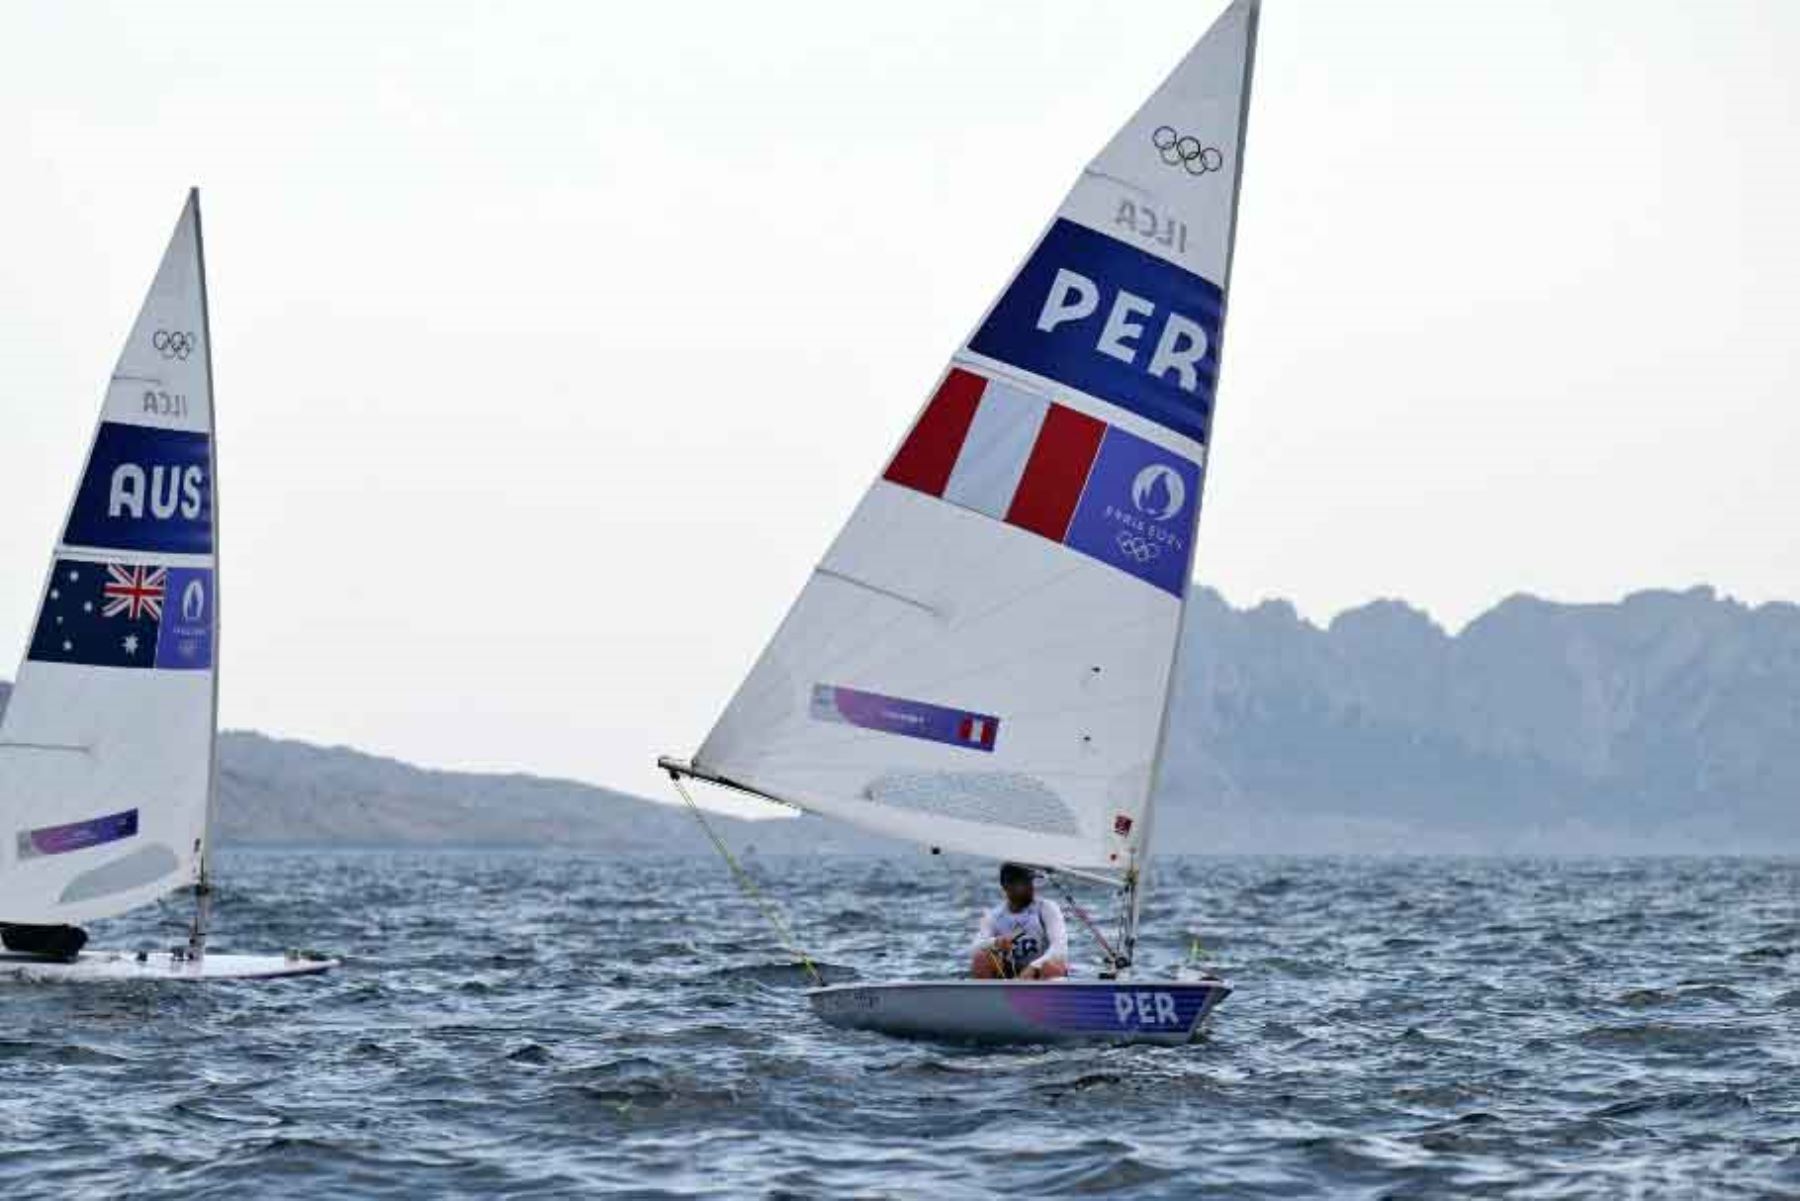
left=28, top=559, right=213, bottom=671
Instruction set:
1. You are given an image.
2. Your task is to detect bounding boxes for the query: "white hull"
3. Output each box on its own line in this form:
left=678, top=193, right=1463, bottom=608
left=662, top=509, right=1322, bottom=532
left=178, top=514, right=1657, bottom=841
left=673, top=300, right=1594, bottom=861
left=809, top=978, right=1230, bottom=1046
left=0, top=948, right=337, bottom=982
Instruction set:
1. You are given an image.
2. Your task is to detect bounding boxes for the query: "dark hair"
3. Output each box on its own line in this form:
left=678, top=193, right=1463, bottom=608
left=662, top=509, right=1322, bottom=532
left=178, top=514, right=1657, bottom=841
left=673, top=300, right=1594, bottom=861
left=999, top=862, right=1034, bottom=887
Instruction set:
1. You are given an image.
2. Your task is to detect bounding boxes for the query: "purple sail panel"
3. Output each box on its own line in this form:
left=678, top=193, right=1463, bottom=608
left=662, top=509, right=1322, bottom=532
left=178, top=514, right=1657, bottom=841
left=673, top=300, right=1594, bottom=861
left=810, top=684, right=999, bottom=753
left=16, top=808, right=139, bottom=860
left=1062, top=426, right=1202, bottom=598
left=154, top=566, right=214, bottom=670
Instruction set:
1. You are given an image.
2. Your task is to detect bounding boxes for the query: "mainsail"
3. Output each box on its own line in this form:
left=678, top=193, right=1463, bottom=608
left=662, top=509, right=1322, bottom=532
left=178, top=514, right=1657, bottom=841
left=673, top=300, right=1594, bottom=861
left=677, top=2, right=1258, bottom=880
left=0, top=192, right=220, bottom=925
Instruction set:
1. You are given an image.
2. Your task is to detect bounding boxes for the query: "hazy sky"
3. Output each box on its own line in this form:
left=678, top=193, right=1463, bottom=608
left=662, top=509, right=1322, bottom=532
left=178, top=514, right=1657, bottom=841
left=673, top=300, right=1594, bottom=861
left=3, top=1, right=1798, bottom=798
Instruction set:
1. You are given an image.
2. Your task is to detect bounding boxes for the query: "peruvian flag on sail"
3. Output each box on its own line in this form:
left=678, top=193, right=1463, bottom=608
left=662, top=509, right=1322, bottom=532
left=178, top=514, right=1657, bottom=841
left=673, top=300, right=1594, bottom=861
left=957, top=715, right=993, bottom=746
left=882, top=365, right=1204, bottom=597
left=883, top=367, right=1105, bottom=542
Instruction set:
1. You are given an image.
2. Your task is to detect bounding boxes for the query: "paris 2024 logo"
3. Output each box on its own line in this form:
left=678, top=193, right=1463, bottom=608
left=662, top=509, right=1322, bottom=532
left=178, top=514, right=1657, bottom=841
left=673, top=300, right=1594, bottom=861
left=1130, top=464, right=1186, bottom=522
left=1103, top=463, right=1189, bottom=565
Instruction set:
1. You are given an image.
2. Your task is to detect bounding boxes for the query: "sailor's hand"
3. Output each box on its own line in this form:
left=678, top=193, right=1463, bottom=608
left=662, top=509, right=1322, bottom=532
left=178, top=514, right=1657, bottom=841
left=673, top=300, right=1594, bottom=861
left=1020, top=964, right=1043, bottom=980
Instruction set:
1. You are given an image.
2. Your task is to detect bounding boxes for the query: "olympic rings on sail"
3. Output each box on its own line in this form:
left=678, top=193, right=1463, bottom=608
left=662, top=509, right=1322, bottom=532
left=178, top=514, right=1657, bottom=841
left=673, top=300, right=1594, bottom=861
left=1151, top=125, right=1224, bottom=176
left=1115, top=532, right=1163, bottom=563
left=152, top=330, right=196, bottom=361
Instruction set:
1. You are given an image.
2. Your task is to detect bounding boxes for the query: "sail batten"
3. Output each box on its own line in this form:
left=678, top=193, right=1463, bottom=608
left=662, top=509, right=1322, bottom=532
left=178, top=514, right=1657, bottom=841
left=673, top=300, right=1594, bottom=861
left=682, top=1, right=1258, bottom=877
left=0, top=194, right=220, bottom=926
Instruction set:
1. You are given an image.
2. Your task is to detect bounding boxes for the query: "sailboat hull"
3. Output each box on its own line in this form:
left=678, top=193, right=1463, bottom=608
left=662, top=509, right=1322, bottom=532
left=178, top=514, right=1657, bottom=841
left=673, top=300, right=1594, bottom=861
left=808, top=979, right=1230, bottom=1046
left=0, top=949, right=337, bottom=983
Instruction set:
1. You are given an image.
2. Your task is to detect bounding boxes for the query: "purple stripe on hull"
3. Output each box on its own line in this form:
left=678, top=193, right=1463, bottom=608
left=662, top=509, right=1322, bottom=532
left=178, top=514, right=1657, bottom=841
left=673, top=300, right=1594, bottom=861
left=1003, top=983, right=1222, bottom=1035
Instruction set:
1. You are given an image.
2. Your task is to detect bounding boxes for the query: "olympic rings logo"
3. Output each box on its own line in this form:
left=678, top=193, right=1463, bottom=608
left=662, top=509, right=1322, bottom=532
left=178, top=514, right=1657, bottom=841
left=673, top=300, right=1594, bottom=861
left=1116, top=531, right=1163, bottom=563
left=152, top=330, right=196, bottom=361
left=1151, top=125, right=1224, bottom=176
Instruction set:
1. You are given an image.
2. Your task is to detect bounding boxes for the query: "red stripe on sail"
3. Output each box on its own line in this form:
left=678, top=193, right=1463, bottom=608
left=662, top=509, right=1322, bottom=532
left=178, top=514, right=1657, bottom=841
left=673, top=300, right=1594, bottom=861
left=1004, top=404, right=1105, bottom=541
left=883, top=369, right=986, bottom=497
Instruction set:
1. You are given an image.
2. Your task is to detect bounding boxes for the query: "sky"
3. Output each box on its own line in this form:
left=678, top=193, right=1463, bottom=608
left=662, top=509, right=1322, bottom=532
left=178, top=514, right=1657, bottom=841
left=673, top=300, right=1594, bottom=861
left=2, top=0, right=1798, bottom=799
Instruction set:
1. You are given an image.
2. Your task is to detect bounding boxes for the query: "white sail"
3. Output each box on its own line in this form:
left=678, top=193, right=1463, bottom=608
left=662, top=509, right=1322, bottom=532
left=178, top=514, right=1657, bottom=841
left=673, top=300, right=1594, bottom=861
left=687, top=2, right=1259, bottom=877
left=0, top=192, right=219, bottom=925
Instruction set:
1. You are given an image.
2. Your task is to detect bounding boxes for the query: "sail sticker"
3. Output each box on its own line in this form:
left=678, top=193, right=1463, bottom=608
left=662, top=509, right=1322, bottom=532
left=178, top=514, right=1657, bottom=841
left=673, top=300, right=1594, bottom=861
left=152, top=566, right=214, bottom=671
left=16, top=808, right=139, bottom=860
left=1063, top=425, right=1202, bottom=597
left=27, top=559, right=212, bottom=671
left=885, top=369, right=1199, bottom=594
left=63, top=422, right=212, bottom=555
left=969, top=218, right=1224, bottom=443
left=810, top=684, right=1000, bottom=753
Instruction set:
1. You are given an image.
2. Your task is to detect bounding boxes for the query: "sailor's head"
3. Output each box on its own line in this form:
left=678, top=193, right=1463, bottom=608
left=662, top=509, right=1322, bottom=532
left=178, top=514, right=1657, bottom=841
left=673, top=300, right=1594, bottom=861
left=999, top=862, right=1036, bottom=907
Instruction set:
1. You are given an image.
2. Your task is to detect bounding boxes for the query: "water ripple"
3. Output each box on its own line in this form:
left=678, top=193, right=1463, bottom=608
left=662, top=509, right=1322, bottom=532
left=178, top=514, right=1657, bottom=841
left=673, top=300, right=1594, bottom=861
left=0, top=851, right=1795, bottom=1197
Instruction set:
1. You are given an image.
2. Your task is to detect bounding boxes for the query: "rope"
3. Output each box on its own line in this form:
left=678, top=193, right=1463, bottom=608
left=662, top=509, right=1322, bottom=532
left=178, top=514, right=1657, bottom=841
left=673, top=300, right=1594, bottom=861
left=1052, top=875, right=1122, bottom=969
left=670, top=774, right=824, bottom=988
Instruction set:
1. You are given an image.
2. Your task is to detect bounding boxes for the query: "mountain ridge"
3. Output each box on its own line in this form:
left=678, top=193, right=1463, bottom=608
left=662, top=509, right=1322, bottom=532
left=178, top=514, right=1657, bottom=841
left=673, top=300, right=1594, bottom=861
left=3, top=585, right=1797, bottom=853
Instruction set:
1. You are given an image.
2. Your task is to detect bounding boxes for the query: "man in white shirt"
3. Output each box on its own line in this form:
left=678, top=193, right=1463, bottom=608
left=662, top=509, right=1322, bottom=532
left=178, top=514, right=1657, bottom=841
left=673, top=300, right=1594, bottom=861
left=969, top=862, right=1069, bottom=980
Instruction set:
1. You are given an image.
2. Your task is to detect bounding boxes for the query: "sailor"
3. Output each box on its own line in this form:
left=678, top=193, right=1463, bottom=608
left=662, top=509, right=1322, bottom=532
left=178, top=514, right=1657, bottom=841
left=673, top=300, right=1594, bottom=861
left=969, top=862, right=1069, bottom=980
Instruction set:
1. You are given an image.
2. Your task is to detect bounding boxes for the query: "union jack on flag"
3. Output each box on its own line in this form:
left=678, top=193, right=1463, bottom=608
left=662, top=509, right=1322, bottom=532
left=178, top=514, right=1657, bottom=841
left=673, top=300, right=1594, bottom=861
left=102, top=564, right=167, bottom=621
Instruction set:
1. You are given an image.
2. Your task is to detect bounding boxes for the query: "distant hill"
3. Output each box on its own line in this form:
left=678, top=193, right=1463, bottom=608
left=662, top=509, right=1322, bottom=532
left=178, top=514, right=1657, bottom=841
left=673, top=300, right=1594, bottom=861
left=211, top=730, right=884, bottom=853
left=1162, top=586, right=1800, bottom=853
left=4, top=585, right=1798, bottom=853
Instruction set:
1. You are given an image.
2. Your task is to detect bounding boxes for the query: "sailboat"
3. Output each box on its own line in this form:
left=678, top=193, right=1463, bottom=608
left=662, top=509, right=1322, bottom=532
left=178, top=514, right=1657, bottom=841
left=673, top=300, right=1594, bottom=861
left=0, top=191, right=336, bottom=982
left=660, top=2, right=1257, bottom=1043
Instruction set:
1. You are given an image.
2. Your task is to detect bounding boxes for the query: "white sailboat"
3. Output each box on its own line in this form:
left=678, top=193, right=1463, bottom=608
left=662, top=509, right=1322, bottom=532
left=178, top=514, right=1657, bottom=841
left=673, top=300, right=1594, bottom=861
left=661, top=1, right=1258, bottom=1043
left=0, top=191, right=335, bottom=982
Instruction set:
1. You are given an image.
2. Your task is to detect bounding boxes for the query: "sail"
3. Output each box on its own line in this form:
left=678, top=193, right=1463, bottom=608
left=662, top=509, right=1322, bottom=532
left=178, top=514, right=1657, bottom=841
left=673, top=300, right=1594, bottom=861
left=0, top=192, right=219, bottom=925
left=686, top=3, right=1258, bottom=876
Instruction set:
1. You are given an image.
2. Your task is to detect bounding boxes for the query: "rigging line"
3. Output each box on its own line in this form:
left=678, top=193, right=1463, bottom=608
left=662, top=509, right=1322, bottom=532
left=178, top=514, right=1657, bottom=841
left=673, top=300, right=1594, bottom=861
left=1049, top=873, right=1122, bottom=970
left=668, top=774, right=824, bottom=989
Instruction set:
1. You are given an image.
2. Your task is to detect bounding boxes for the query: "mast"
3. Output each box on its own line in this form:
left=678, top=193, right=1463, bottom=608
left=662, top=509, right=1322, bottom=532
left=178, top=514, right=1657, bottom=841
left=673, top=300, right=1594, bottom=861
left=1122, top=0, right=1260, bottom=975
left=188, top=187, right=222, bottom=958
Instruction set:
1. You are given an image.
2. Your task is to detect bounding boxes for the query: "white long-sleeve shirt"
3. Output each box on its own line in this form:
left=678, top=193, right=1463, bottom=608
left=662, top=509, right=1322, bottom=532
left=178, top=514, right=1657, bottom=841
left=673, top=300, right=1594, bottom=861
left=972, top=897, right=1068, bottom=973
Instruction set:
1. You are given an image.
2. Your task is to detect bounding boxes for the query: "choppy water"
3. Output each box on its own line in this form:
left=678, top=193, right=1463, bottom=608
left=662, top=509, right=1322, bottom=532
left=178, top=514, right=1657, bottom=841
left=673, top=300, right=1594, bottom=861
left=2, top=852, right=1797, bottom=1197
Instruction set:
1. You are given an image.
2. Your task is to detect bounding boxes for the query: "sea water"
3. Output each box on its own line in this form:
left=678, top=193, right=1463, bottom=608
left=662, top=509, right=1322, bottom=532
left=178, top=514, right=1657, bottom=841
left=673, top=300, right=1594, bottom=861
left=1, top=851, right=1795, bottom=1197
